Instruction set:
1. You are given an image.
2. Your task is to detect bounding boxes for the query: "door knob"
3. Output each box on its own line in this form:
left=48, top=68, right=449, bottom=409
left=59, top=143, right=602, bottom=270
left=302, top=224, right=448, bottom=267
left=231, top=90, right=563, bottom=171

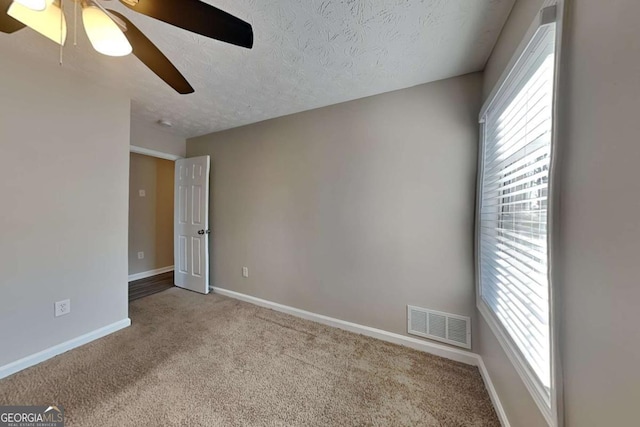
left=197, top=229, right=211, bottom=235
left=198, top=230, right=205, bottom=235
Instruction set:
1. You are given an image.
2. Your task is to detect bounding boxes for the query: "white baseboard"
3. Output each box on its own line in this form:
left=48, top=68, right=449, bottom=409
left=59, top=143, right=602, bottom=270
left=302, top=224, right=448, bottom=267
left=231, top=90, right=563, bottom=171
left=477, top=356, right=511, bottom=427
left=212, top=287, right=479, bottom=366
left=128, top=266, right=174, bottom=282
left=0, top=318, right=131, bottom=380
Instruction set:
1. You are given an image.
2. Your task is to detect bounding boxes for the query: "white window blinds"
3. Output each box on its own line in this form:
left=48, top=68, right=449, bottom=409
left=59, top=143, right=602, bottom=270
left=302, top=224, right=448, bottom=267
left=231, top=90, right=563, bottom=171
left=478, top=22, right=556, bottom=393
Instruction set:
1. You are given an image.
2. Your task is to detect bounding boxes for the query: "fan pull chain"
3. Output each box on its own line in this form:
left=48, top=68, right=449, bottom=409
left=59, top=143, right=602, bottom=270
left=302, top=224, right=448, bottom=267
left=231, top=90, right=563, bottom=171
left=59, top=0, right=64, bottom=65
left=74, top=0, right=77, bottom=46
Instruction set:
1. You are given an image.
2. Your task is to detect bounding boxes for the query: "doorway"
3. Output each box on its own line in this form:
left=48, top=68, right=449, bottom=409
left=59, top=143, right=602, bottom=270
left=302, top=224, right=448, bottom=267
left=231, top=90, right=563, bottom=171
left=128, top=149, right=177, bottom=301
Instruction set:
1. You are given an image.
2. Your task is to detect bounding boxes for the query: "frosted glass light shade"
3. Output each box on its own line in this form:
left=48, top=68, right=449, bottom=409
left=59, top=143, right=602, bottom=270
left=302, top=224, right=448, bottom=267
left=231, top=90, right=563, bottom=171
left=13, top=0, right=46, bottom=11
left=8, top=1, right=66, bottom=45
left=82, top=6, right=132, bottom=57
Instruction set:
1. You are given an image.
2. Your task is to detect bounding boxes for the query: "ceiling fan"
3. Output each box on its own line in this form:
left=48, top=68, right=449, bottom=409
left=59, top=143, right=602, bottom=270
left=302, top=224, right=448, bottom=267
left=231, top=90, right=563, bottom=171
left=0, top=0, right=254, bottom=94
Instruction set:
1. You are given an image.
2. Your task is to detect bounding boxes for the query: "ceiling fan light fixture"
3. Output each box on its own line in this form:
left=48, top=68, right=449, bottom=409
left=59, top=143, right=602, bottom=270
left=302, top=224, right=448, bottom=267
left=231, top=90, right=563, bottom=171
left=82, top=5, right=132, bottom=57
left=13, top=0, right=46, bottom=11
left=7, top=0, right=66, bottom=45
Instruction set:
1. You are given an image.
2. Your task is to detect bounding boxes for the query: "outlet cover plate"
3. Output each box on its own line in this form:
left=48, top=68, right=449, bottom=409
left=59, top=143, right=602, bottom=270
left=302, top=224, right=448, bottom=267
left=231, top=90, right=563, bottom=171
left=55, top=299, right=71, bottom=317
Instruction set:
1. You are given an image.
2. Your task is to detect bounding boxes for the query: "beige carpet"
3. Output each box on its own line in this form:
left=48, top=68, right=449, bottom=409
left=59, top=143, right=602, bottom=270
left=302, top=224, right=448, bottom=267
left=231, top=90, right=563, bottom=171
left=0, top=288, right=499, bottom=426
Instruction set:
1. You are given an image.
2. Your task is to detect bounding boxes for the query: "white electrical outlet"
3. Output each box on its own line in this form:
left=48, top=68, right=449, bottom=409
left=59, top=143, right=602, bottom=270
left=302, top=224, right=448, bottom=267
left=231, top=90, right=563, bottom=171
left=55, top=299, right=71, bottom=317
left=139, top=189, right=146, bottom=197
left=242, top=267, right=249, bottom=278
left=138, top=251, right=144, bottom=259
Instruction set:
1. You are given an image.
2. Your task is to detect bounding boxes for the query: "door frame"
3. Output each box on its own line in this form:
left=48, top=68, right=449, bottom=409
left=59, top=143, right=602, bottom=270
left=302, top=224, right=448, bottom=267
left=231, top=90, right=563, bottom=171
left=130, top=145, right=183, bottom=162
left=127, top=145, right=183, bottom=287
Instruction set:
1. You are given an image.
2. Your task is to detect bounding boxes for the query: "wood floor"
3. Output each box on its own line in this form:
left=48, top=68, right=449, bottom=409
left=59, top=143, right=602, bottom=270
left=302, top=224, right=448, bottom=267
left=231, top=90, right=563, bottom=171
left=128, top=271, right=174, bottom=301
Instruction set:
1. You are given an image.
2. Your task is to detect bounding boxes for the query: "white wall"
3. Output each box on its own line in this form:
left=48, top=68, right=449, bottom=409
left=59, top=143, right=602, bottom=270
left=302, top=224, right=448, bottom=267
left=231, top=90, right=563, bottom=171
left=0, top=49, right=131, bottom=367
left=188, top=74, right=483, bottom=348
left=480, top=0, right=640, bottom=425
left=130, top=121, right=186, bottom=158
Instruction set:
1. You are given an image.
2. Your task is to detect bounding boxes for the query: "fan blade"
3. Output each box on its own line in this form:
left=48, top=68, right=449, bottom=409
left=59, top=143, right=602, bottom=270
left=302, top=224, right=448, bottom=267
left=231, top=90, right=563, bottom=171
left=108, top=10, right=194, bottom=95
left=0, top=0, right=26, bottom=33
left=118, top=0, right=252, bottom=49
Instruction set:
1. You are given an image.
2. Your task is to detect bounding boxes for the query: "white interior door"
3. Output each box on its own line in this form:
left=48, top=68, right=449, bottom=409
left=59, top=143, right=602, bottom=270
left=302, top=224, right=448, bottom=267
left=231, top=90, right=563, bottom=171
left=174, top=156, right=210, bottom=294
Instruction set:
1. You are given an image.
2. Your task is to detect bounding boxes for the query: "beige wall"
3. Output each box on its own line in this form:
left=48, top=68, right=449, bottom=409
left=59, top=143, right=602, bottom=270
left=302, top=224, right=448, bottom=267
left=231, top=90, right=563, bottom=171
left=480, top=0, right=640, bottom=426
left=128, top=153, right=175, bottom=275
left=188, top=74, right=482, bottom=347
left=478, top=314, right=548, bottom=426
left=131, top=121, right=186, bottom=158
left=482, top=0, right=545, bottom=98
left=0, top=49, right=130, bottom=367
left=558, top=0, right=640, bottom=425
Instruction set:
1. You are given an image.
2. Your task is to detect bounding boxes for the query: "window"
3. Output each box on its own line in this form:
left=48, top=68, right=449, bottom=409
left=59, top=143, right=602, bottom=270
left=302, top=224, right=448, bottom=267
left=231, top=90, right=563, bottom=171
left=476, top=3, right=560, bottom=424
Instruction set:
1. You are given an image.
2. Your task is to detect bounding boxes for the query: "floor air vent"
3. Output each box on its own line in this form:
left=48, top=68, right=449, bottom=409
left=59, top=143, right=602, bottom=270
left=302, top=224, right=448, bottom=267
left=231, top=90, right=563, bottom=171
left=407, top=306, right=471, bottom=349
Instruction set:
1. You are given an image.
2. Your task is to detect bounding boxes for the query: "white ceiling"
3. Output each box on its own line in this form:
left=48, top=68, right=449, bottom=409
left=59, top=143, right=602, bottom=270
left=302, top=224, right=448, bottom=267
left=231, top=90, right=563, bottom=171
left=0, top=0, right=515, bottom=138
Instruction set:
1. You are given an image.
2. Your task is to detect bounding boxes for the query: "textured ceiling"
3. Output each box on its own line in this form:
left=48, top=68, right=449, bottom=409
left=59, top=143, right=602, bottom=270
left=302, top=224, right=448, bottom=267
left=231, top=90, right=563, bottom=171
left=0, top=0, right=515, bottom=138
